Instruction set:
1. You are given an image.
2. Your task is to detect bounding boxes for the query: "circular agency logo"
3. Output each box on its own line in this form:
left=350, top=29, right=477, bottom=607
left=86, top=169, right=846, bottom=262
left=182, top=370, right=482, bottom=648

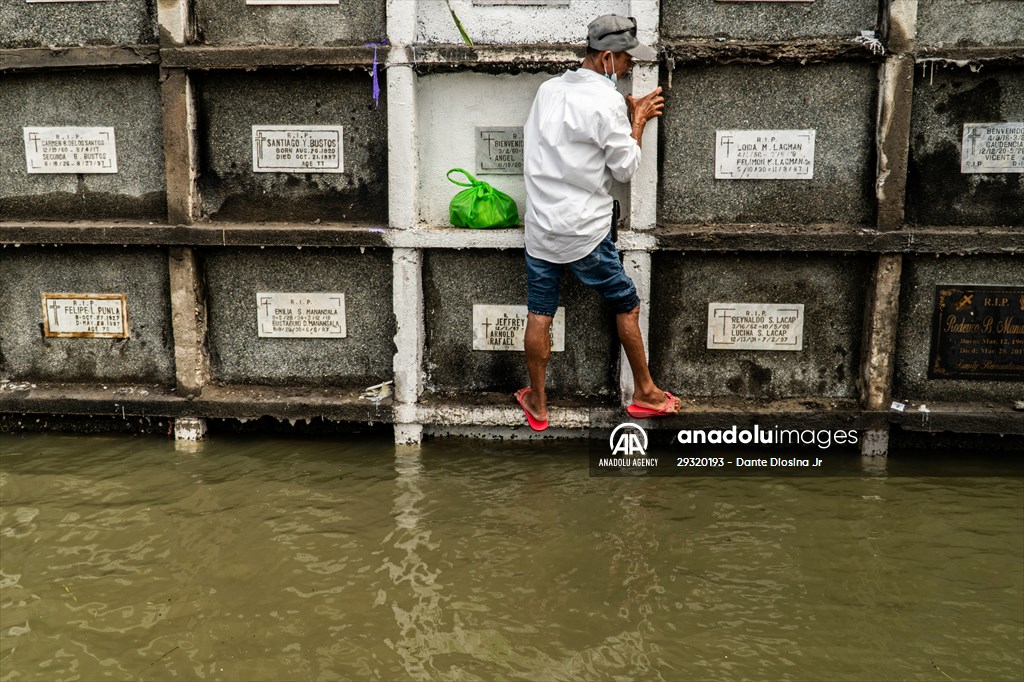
left=609, top=422, right=649, bottom=457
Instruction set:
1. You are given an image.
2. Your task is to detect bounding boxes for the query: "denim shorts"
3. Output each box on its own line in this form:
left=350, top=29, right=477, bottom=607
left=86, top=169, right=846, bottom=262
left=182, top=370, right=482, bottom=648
left=525, top=234, right=640, bottom=317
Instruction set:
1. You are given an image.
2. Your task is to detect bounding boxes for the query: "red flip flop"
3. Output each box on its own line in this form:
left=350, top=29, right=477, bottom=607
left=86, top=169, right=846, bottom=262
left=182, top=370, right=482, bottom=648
left=515, top=387, right=549, bottom=432
left=626, top=392, right=680, bottom=419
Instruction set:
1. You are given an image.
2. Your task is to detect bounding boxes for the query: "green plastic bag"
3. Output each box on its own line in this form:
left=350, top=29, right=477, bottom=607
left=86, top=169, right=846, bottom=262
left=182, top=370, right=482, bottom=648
left=446, top=168, right=519, bottom=229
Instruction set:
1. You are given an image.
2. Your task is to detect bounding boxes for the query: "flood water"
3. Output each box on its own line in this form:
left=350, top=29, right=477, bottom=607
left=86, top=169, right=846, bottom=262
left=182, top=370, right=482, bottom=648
left=1, top=433, right=1022, bottom=682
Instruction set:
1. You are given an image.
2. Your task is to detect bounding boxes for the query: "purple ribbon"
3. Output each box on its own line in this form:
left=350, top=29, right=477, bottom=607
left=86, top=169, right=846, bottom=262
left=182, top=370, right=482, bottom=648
left=363, top=40, right=386, bottom=108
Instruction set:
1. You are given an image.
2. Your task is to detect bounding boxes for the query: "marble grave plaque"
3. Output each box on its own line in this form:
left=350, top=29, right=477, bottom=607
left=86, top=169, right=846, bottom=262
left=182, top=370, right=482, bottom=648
left=707, top=303, right=804, bottom=351
left=715, top=129, right=815, bottom=180
left=23, top=127, right=117, bottom=174
left=473, top=305, right=565, bottom=352
left=257, top=293, right=347, bottom=338
left=42, top=294, right=128, bottom=338
left=476, top=127, right=525, bottom=175
left=961, top=123, right=1024, bottom=174
left=252, top=126, right=344, bottom=173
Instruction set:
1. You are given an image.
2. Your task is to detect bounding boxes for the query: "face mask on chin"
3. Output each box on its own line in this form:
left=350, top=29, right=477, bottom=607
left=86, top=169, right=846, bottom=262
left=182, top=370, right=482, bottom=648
left=603, top=56, right=618, bottom=86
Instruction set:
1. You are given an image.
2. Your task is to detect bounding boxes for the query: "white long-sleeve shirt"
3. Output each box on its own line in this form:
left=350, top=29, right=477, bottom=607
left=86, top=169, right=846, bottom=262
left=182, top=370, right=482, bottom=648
left=523, top=68, right=641, bottom=263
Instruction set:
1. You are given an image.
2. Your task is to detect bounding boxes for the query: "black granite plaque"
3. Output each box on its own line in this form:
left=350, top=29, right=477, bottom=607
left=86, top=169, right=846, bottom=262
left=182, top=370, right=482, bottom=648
left=929, top=285, right=1024, bottom=381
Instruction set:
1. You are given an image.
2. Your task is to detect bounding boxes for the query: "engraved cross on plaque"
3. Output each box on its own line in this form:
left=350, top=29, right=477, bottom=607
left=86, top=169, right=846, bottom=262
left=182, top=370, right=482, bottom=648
left=480, top=131, right=497, bottom=157
left=260, top=297, right=273, bottom=316
left=47, top=299, right=62, bottom=325
left=966, top=127, right=984, bottom=155
left=720, top=135, right=734, bottom=158
left=482, top=319, right=493, bottom=337
left=713, top=307, right=736, bottom=343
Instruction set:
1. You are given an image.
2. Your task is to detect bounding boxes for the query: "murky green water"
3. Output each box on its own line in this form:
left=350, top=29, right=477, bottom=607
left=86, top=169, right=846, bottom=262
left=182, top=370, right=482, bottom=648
left=1, top=433, right=1022, bottom=682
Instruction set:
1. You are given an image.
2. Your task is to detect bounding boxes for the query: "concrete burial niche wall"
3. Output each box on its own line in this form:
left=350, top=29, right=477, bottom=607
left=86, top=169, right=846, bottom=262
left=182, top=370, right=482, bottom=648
left=0, top=0, right=157, bottom=48
left=416, top=71, right=631, bottom=227
left=193, top=0, right=385, bottom=46
left=893, top=256, right=1022, bottom=403
left=423, top=250, right=619, bottom=397
left=648, top=253, right=870, bottom=400
left=0, top=69, right=166, bottom=221
left=917, top=0, right=1024, bottom=47
left=660, top=0, right=877, bottom=41
left=0, top=246, right=175, bottom=384
left=906, top=64, right=1023, bottom=227
left=416, top=0, right=627, bottom=45
left=658, top=62, right=877, bottom=225
left=203, top=248, right=395, bottom=387
left=194, top=70, right=387, bottom=223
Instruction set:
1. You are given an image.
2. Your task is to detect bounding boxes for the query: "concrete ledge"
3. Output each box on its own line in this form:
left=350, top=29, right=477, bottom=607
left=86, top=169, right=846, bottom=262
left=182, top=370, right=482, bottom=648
left=417, top=393, right=885, bottom=431
left=5, top=386, right=1021, bottom=437
left=0, top=382, right=393, bottom=423
left=418, top=392, right=596, bottom=429
left=0, top=221, right=390, bottom=247
left=408, top=44, right=584, bottom=74
left=2, top=43, right=1016, bottom=75
left=655, top=224, right=1024, bottom=254
left=0, top=383, right=184, bottom=418
left=1, top=221, right=183, bottom=246
left=5, top=222, right=1022, bottom=253
left=662, top=39, right=882, bottom=65
left=187, top=222, right=392, bottom=247
left=194, top=385, right=392, bottom=422
left=161, top=45, right=384, bottom=70
left=422, top=424, right=595, bottom=440
left=0, top=46, right=160, bottom=72
left=387, top=226, right=525, bottom=250
left=889, top=402, right=1024, bottom=435
left=914, top=46, right=1024, bottom=65
left=386, top=226, right=662, bottom=251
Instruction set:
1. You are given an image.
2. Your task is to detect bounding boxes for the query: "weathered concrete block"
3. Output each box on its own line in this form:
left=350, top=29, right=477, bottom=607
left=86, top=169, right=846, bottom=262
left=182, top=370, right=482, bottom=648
left=423, top=250, right=618, bottom=397
left=0, top=246, right=175, bottom=384
left=893, top=255, right=1022, bottom=403
left=0, top=70, right=166, bottom=221
left=658, top=62, right=877, bottom=225
left=194, top=0, right=384, bottom=46
left=860, top=429, right=890, bottom=457
left=174, top=416, right=207, bottom=441
left=907, top=64, right=1023, bottom=227
left=194, top=71, right=387, bottom=223
left=649, top=253, right=870, bottom=399
left=416, top=0, right=627, bottom=44
left=660, top=0, right=877, bottom=41
left=917, top=0, right=1024, bottom=47
left=0, top=0, right=157, bottom=48
left=203, top=248, right=395, bottom=387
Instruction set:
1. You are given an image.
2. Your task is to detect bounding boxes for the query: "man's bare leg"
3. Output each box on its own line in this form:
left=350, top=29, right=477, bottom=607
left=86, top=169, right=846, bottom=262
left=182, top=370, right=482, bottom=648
left=517, top=312, right=552, bottom=422
left=616, top=306, right=681, bottom=412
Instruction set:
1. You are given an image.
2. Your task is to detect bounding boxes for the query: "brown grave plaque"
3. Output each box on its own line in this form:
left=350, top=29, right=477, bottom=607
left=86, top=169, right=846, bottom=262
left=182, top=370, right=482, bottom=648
left=42, top=293, right=129, bottom=339
left=929, top=285, right=1024, bottom=381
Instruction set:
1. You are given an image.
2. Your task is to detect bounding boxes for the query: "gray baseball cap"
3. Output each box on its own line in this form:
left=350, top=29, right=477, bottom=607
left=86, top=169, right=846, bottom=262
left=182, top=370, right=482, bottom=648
left=587, top=15, right=658, bottom=61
